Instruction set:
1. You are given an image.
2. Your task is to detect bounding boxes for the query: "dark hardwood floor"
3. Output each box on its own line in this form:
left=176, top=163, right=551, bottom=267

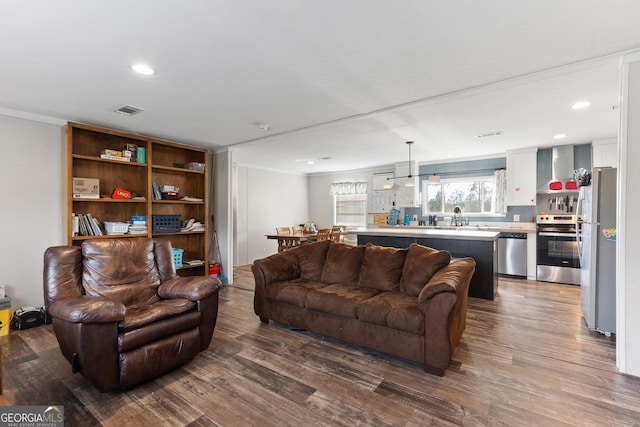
left=1, top=269, right=639, bottom=426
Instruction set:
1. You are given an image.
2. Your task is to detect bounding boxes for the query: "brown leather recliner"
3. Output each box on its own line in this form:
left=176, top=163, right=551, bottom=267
left=43, top=237, right=221, bottom=392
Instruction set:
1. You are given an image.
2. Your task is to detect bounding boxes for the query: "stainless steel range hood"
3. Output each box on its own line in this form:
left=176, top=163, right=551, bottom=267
left=547, top=145, right=577, bottom=191
left=551, top=145, right=574, bottom=182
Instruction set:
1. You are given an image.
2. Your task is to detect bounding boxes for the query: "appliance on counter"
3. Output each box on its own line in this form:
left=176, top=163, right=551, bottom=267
left=576, top=167, right=617, bottom=335
left=498, top=232, right=527, bottom=277
left=536, top=214, right=580, bottom=285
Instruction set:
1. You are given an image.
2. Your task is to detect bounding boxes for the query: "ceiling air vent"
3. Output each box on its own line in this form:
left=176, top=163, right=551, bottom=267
left=112, top=104, right=144, bottom=116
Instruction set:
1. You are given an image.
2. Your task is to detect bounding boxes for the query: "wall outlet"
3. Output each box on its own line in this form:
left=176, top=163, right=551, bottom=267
left=514, top=214, right=520, bottom=222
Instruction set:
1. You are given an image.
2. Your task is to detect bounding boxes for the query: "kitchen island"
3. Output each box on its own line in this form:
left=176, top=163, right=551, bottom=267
left=351, top=227, right=499, bottom=300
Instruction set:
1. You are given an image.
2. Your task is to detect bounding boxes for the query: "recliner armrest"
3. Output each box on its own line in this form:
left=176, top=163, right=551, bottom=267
left=49, top=296, right=125, bottom=323
left=158, top=276, right=222, bottom=301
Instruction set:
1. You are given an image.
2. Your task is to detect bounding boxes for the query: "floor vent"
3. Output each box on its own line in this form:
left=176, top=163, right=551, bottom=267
left=112, top=104, right=144, bottom=116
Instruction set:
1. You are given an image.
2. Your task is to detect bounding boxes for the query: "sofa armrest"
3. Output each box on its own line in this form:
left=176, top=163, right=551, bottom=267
left=417, top=258, right=476, bottom=306
left=252, top=250, right=300, bottom=285
left=158, top=276, right=222, bottom=301
left=417, top=257, right=476, bottom=375
left=49, top=296, right=125, bottom=324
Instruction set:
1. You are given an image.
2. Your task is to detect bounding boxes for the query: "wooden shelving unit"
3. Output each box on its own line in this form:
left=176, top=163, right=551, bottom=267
left=63, top=122, right=209, bottom=277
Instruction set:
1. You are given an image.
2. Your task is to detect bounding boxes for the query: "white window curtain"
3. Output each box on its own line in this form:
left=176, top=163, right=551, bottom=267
left=329, top=181, right=368, bottom=196
left=493, top=169, right=507, bottom=214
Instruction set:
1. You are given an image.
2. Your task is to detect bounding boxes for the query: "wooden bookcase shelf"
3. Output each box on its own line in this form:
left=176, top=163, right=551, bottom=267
left=63, top=122, right=210, bottom=277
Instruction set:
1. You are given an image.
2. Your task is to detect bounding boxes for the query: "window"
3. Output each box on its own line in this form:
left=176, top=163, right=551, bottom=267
left=334, top=194, right=367, bottom=226
left=422, top=176, right=496, bottom=215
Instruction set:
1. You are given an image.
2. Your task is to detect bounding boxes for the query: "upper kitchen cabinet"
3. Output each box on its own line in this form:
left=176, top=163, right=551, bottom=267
left=394, top=161, right=419, bottom=207
left=506, top=148, right=537, bottom=206
left=592, top=138, right=618, bottom=167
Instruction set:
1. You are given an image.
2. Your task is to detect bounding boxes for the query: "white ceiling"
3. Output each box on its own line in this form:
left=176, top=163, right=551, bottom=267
left=2, top=1, right=639, bottom=174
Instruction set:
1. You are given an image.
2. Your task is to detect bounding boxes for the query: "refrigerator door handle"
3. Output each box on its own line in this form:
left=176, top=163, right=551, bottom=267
left=575, top=192, right=584, bottom=265
left=577, top=226, right=583, bottom=265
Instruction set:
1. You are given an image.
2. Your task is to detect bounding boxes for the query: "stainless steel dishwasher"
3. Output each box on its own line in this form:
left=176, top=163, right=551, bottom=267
left=498, top=232, right=527, bottom=277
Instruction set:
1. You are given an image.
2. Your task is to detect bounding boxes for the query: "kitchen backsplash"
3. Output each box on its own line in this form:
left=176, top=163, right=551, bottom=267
left=536, top=193, right=578, bottom=215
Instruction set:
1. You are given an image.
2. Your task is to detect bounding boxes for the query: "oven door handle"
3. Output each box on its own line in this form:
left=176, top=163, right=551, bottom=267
left=538, top=232, right=576, bottom=237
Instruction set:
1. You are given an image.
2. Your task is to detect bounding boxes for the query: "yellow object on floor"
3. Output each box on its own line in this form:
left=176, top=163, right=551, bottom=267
left=0, top=307, right=11, bottom=336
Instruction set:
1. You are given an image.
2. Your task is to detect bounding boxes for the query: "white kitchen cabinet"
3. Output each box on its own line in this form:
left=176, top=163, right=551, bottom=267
left=527, top=232, right=536, bottom=280
left=506, top=148, right=537, bottom=206
left=592, top=138, right=618, bottom=168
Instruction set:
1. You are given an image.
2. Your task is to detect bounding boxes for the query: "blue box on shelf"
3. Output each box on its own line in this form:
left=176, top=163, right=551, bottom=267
left=172, top=248, right=184, bottom=268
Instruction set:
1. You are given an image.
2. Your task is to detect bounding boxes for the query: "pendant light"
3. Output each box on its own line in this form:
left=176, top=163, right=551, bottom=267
left=428, top=174, right=441, bottom=184
left=404, top=141, right=415, bottom=187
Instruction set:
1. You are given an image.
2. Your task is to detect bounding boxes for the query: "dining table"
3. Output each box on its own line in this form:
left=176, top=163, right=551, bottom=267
left=265, top=232, right=317, bottom=252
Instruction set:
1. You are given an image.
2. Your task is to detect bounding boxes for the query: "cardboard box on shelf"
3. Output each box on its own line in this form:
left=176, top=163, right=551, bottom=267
left=73, top=177, right=99, bottom=195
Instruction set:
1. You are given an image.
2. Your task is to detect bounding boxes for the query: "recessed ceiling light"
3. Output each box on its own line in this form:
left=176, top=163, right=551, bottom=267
left=572, top=101, right=591, bottom=109
left=131, top=63, right=155, bottom=75
left=307, top=160, right=315, bottom=165
left=553, top=134, right=567, bottom=139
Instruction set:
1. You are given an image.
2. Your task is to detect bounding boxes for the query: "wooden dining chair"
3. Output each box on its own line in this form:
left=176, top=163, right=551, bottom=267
left=276, top=227, right=292, bottom=235
left=315, top=228, right=331, bottom=241
left=275, top=226, right=297, bottom=251
left=330, top=225, right=344, bottom=243
left=292, top=225, right=304, bottom=234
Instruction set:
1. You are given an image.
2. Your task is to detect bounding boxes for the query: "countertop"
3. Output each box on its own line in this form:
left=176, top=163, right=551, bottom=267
left=350, top=222, right=535, bottom=233
left=347, top=227, right=501, bottom=241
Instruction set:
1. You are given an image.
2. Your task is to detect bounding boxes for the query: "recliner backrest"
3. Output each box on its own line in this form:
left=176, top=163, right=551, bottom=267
left=81, top=238, right=161, bottom=306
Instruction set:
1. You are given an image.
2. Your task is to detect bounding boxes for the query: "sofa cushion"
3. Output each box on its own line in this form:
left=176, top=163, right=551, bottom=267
left=357, top=292, right=424, bottom=335
left=306, top=284, right=380, bottom=318
left=400, top=243, right=451, bottom=296
left=320, top=243, right=365, bottom=286
left=293, top=240, right=330, bottom=281
left=265, top=279, right=328, bottom=308
left=359, top=244, right=408, bottom=291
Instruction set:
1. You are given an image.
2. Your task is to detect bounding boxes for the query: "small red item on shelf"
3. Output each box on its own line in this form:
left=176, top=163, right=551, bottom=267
left=111, top=188, right=131, bottom=199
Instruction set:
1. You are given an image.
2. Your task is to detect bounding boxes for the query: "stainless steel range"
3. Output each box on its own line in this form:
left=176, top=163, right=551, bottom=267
left=536, top=214, right=580, bottom=285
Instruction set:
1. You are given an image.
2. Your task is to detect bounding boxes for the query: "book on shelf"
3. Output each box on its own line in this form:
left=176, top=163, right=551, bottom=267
left=151, top=182, right=162, bottom=200
left=100, top=154, right=131, bottom=162
left=181, top=219, right=205, bottom=232
left=183, top=259, right=204, bottom=266
left=73, top=213, right=104, bottom=236
left=73, top=193, right=100, bottom=199
left=86, top=213, right=103, bottom=236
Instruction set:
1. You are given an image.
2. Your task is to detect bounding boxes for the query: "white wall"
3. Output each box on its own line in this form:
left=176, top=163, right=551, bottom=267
left=234, top=165, right=309, bottom=265
left=0, top=115, right=63, bottom=308
left=618, top=54, right=640, bottom=376
left=213, top=150, right=234, bottom=283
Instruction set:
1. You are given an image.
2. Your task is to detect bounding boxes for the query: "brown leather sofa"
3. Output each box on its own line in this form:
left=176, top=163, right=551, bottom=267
left=252, top=240, right=475, bottom=375
left=43, top=238, right=221, bottom=392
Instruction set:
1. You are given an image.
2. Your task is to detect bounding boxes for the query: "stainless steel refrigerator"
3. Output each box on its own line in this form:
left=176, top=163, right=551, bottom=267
left=576, top=167, right=617, bottom=335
